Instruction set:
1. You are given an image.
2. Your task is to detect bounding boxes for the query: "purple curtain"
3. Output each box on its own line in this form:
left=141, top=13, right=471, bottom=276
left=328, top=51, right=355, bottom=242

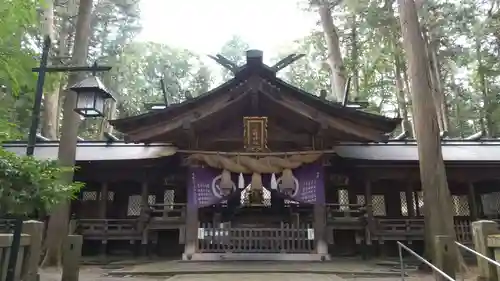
left=187, top=161, right=325, bottom=208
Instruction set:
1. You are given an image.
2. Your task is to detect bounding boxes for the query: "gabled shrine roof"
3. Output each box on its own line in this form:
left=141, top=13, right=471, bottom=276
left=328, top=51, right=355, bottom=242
left=109, top=50, right=400, bottom=144
left=4, top=140, right=500, bottom=163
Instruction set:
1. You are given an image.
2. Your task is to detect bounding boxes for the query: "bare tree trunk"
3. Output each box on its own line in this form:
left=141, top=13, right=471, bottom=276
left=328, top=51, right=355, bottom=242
left=429, top=39, right=450, bottom=133
left=42, top=0, right=94, bottom=268
left=40, top=0, right=59, bottom=139
left=422, top=29, right=445, bottom=133
left=430, top=47, right=450, bottom=133
left=475, top=37, right=494, bottom=137
left=397, top=0, right=460, bottom=267
left=395, top=55, right=413, bottom=135
left=449, top=75, right=465, bottom=138
left=318, top=0, right=347, bottom=101
left=350, top=14, right=359, bottom=100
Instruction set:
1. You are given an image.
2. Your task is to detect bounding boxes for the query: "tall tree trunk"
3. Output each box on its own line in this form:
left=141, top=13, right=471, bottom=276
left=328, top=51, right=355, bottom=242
left=397, top=0, right=460, bottom=267
left=42, top=0, right=94, bottom=267
left=450, top=77, right=465, bottom=138
left=350, top=14, right=359, bottom=99
left=430, top=48, right=450, bottom=133
left=318, top=1, right=347, bottom=101
left=56, top=0, right=78, bottom=130
left=40, top=0, right=59, bottom=139
left=475, top=37, right=494, bottom=137
left=422, top=29, right=445, bottom=133
left=395, top=54, right=412, bottom=135
left=429, top=38, right=450, bottom=133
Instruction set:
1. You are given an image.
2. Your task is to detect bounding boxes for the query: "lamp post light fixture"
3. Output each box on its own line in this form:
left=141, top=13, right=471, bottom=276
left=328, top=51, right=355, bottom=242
left=5, top=35, right=113, bottom=281
left=71, top=76, right=116, bottom=118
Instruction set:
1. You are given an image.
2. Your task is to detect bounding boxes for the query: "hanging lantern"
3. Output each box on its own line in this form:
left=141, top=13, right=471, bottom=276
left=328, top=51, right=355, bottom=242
left=70, top=76, right=115, bottom=118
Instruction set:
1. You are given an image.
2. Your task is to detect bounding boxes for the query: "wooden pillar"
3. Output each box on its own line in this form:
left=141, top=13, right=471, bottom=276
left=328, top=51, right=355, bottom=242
left=139, top=182, right=149, bottom=256
left=99, top=182, right=108, bottom=219
left=99, top=182, right=108, bottom=257
left=364, top=179, right=373, bottom=257
left=183, top=205, right=198, bottom=260
left=314, top=203, right=329, bottom=260
left=140, top=182, right=149, bottom=209
left=385, top=181, right=401, bottom=217
left=468, top=182, right=478, bottom=220
left=364, top=180, right=373, bottom=226
left=413, top=191, right=421, bottom=216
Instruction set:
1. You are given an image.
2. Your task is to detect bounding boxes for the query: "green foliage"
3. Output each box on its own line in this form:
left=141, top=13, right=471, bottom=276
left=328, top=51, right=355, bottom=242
left=0, top=0, right=38, bottom=94
left=0, top=148, right=83, bottom=216
left=0, top=110, right=82, bottom=216
left=218, top=35, right=251, bottom=81
left=108, top=42, right=213, bottom=118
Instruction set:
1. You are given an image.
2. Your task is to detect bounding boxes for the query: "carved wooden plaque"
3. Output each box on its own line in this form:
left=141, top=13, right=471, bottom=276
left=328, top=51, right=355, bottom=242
left=243, top=117, right=268, bottom=151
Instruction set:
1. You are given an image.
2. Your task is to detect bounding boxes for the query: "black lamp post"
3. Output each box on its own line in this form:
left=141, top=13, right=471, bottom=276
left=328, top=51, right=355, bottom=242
left=5, top=35, right=113, bottom=281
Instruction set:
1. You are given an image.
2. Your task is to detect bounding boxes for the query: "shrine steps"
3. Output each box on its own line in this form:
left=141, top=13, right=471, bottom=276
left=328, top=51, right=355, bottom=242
left=183, top=253, right=330, bottom=261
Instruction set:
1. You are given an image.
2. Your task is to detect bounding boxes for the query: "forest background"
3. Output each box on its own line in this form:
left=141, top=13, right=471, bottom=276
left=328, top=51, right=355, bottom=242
left=1, top=0, right=498, bottom=141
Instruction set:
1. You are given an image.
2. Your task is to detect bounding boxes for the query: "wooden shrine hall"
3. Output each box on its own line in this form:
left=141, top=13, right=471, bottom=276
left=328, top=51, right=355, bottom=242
left=4, top=50, right=500, bottom=260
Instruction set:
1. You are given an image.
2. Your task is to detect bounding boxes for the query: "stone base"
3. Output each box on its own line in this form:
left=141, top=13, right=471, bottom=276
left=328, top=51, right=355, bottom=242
left=183, top=252, right=331, bottom=261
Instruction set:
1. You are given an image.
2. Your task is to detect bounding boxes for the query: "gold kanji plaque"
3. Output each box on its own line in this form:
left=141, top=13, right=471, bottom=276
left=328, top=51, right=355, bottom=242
left=243, top=117, right=268, bottom=151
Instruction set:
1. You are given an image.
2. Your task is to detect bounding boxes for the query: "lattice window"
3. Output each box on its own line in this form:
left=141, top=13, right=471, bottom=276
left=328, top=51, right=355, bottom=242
left=372, top=195, right=386, bottom=216
left=164, top=190, right=175, bottom=210
left=338, top=189, right=349, bottom=210
left=413, top=192, right=424, bottom=215
left=452, top=195, right=470, bottom=216
left=127, top=195, right=155, bottom=216
left=127, top=195, right=141, bottom=216
left=148, top=195, right=156, bottom=205
left=98, top=191, right=115, bottom=201
left=400, top=191, right=409, bottom=216
left=263, top=188, right=271, bottom=206
left=82, top=191, right=97, bottom=201
left=481, top=192, right=500, bottom=216
left=356, top=195, right=365, bottom=205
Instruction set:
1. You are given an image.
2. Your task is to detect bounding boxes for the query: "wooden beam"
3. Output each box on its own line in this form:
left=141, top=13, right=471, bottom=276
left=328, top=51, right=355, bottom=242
left=128, top=88, right=252, bottom=141
left=250, top=91, right=259, bottom=115
left=278, top=94, right=387, bottom=142
left=259, top=90, right=386, bottom=141
left=259, top=92, right=319, bottom=133
left=124, top=80, right=252, bottom=139
left=203, top=135, right=311, bottom=144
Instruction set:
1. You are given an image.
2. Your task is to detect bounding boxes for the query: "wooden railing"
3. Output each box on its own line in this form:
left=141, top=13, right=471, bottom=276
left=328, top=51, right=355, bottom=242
left=77, top=219, right=140, bottom=240
left=148, top=203, right=186, bottom=219
left=326, top=203, right=366, bottom=229
left=326, top=203, right=366, bottom=217
left=373, top=217, right=474, bottom=243
left=198, top=222, right=314, bottom=253
left=374, top=218, right=424, bottom=240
